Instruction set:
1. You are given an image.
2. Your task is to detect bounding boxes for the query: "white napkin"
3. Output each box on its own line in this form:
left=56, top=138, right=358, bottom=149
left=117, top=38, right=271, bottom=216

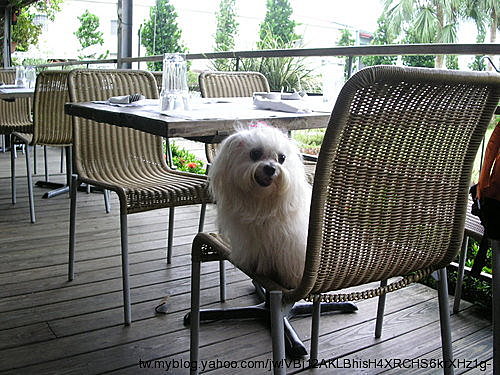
left=253, top=97, right=311, bottom=113
left=109, top=94, right=145, bottom=104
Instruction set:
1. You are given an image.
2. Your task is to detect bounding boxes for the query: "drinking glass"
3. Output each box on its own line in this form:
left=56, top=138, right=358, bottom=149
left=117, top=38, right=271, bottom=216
left=160, top=53, right=189, bottom=111
left=25, top=66, right=36, bottom=88
left=15, top=66, right=25, bottom=87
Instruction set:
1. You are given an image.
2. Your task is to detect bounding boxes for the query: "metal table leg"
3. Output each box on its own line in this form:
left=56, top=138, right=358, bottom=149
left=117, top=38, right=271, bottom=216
left=183, top=285, right=357, bottom=359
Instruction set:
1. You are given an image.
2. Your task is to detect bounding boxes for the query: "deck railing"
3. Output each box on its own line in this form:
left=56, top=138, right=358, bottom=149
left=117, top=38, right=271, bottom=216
left=35, top=43, right=500, bottom=74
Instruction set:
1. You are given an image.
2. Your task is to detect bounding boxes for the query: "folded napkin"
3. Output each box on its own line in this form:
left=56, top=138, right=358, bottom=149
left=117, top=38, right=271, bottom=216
left=108, top=94, right=145, bottom=104
left=253, top=97, right=311, bottom=113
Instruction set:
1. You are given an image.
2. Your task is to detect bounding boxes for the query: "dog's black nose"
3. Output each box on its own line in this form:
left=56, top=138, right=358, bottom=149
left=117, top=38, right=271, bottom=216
left=263, top=164, right=276, bottom=176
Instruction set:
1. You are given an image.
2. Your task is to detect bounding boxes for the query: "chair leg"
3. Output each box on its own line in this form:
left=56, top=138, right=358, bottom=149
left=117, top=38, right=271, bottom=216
left=68, top=175, right=79, bottom=281
left=310, top=299, right=321, bottom=366
left=25, top=145, right=35, bottom=223
left=104, top=190, right=111, bottom=213
left=32, top=144, right=35, bottom=173
left=198, top=203, right=206, bottom=232
left=167, top=207, right=175, bottom=264
left=437, top=268, right=454, bottom=375
left=453, top=236, right=468, bottom=313
left=120, top=210, right=132, bottom=326
left=190, top=258, right=201, bottom=375
left=375, top=279, right=388, bottom=338
left=10, top=135, right=16, bottom=205
left=270, top=290, right=286, bottom=375
left=44, top=145, right=48, bottom=182
left=65, top=146, right=72, bottom=189
left=60, top=146, right=64, bottom=173
left=219, top=260, right=226, bottom=302
left=492, top=239, right=499, bottom=375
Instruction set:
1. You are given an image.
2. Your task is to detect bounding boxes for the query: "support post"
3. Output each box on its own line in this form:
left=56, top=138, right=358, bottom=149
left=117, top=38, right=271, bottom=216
left=3, top=6, right=12, bottom=67
left=117, top=0, right=133, bottom=69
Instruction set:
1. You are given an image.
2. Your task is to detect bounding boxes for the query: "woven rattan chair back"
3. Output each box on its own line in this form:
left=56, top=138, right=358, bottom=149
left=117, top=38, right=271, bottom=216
left=32, top=70, right=72, bottom=145
left=199, top=71, right=270, bottom=163
left=199, top=71, right=270, bottom=98
left=67, top=69, right=162, bottom=201
left=286, top=66, right=500, bottom=304
left=152, top=71, right=163, bottom=92
left=0, top=68, right=32, bottom=134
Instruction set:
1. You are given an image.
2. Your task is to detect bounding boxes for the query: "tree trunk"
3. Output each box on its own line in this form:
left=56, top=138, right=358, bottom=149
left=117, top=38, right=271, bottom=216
left=490, top=9, right=497, bottom=43
left=487, top=9, right=497, bottom=71
left=435, top=1, right=444, bottom=68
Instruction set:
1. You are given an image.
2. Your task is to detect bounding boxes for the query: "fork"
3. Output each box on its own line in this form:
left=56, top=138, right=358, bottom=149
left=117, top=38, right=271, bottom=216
left=129, top=93, right=143, bottom=102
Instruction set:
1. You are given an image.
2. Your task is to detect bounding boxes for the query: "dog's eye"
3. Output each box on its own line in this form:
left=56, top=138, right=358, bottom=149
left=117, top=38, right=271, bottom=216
left=278, top=154, right=286, bottom=164
left=250, top=148, right=263, bottom=161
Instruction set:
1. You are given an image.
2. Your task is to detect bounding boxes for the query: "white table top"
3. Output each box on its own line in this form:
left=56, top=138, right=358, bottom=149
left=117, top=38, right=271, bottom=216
left=65, top=96, right=334, bottom=141
left=0, top=86, right=35, bottom=99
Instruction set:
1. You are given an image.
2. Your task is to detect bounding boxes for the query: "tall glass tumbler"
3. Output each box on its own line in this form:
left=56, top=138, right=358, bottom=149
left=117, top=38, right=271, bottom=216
left=15, top=66, right=26, bottom=87
left=160, top=53, right=189, bottom=111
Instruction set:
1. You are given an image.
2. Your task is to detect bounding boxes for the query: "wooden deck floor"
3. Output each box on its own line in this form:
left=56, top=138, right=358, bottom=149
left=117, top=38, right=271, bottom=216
left=0, top=146, right=494, bottom=375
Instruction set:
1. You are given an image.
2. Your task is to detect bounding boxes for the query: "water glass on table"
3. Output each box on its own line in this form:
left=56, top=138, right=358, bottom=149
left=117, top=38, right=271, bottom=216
left=15, top=66, right=25, bottom=87
left=25, top=67, right=36, bottom=89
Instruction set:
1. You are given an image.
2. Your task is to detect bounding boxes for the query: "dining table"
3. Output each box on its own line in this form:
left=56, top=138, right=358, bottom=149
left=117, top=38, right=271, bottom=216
left=65, top=94, right=499, bottom=372
left=0, top=85, right=35, bottom=100
left=64, top=96, right=333, bottom=144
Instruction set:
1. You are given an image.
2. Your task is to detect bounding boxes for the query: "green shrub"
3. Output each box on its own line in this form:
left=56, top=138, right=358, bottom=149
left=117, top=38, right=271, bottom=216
left=293, top=129, right=325, bottom=155
left=422, top=269, right=492, bottom=317
left=168, top=142, right=205, bottom=174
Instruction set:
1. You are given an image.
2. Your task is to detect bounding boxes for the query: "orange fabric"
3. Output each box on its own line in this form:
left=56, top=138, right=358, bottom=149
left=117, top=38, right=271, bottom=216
left=477, top=123, right=500, bottom=201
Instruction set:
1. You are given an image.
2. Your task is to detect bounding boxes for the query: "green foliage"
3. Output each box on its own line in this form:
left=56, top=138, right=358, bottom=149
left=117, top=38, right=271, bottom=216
left=422, top=270, right=492, bottom=315
left=337, top=29, right=356, bottom=79
left=401, top=34, right=435, bottom=68
left=241, top=2, right=314, bottom=92
left=11, top=10, right=41, bottom=52
left=258, top=0, right=299, bottom=49
left=383, top=0, right=463, bottom=67
left=402, top=54, right=435, bottom=68
left=240, top=29, right=317, bottom=92
left=464, top=0, right=499, bottom=44
left=292, top=129, right=325, bottom=155
left=362, top=15, right=398, bottom=67
left=445, top=55, right=459, bottom=70
left=11, top=0, right=62, bottom=52
left=74, top=10, right=108, bottom=60
left=141, top=0, right=186, bottom=71
left=169, top=142, right=205, bottom=174
left=465, top=238, right=492, bottom=275
left=75, top=10, right=104, bottom=49
left=469, top=31, right=487, bottom=71
left=212, top=0, right=239, bottom=71
left=470, top=55, right=487, bottom=71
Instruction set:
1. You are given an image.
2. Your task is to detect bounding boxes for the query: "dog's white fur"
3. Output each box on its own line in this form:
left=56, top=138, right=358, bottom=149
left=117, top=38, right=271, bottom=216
left=209, top=125, right=311, bottom=289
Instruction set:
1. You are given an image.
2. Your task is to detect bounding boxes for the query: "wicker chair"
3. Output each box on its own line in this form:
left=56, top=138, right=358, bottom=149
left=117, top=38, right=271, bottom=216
left=0, top=68, right=33, bottom=153
left=189, top=66, right=500, bottom=374
left=67, top=69, right=211, bottom=325
left=198, top=71, right=270, bottom=163
left=10, top=71, right=73, bottom=223
left=0, top=68, right=32, bottom=135
left=152, top=71, right=163, bottom=92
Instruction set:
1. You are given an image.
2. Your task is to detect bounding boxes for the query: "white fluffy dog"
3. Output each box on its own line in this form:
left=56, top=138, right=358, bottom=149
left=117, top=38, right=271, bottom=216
left=208, top=125, right=312, bottom=289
